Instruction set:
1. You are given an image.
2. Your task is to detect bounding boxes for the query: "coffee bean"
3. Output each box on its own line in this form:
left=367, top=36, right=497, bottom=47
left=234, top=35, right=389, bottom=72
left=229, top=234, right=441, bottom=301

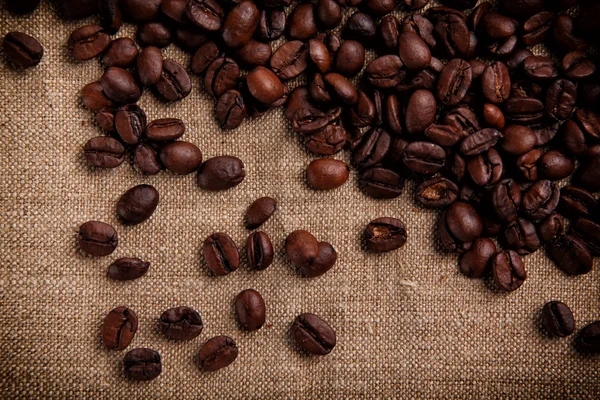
left=159, top=306, right=203, bottom=340
left=68, top=25, right=110, bottom=61
left=345, top=12, right=377, bottom=45
left=492, top=250, right=526, bottom=292
left=204, top=57, right=239, bottom=98
left=160, top=141, right=202, bottom=175
left=538, top=150, right=574, bottom=181
left=415, top=177, right=459, bottom=209
left=437, top=59, right=472, bottom=106
left=572, top=218, right=600, bottom=255
left=316, top=0, right=341, bottom=30
left=305, top=124, right=346, bottom=155
left=323, top=73, right=357, bottom=105
left=402, top=14, right=436, bottom=48
left=445, top=152, right=467, bottom=183
left=107, top=258, right=150, bottom=281
left=123, top=348, right=161, bottom=381
left=186, top=0, right=224, bottom=31
left=117, top=184, right=159, bottom=225
left=562, top=51, right=596, bottom=80
left=352, top=128, right=391, bottom=170
left=100, top=67, right=141, bottom=105
left=155, top=59, right=192, bottom=102
left=384, top=95, right=403, bottom=136
left=403, top=141, right=446, bottom=175
left=246, top=67, right=284, bottom=106
left=299, top=241, right=337, bottom=277
left=203, top=232, right=240, bottom=276
left=444, top=107, right=480, bottom=137
left=446, top=201, right=483, bottom=244
left=257, top=8, right=286, bottom=41
left=146, top=118, right=185, bottom=142
left=545, top=79, right=577, bottom=120
left=460, top=128, right=502, bottom=156
left=3, top=0, right=40, bottom=14
left=483, top=104, right=505, bottom=130
left=500, top=125, right=536, bottom=155
left=198, top=336, right=238, bottom=371
left=430, top=11, right=470, bottom=58
left=549, top=234, right=592, bottom=276
left=270, top=40, right=309, bottom=80
left=80, top=81, right=114, bottom=111
left=197, top=156, right=245, bottom=191
left=307, top=39, right=330, bottom=74
left=161, top=0, right=187, bottom=23
left=98, top=0, right=121, bottom=34
left=137, top=46, right=163, bottom=87
left=398, top=32, right=431, bottom=71
left=558, top=186, right=596, bottom=220
left=245, top=197, right=277, bottom=230
left=516, top=149, right=542, bottom=181
left=521, top=180, right=560, bottom=221
left=537, top=212, right=564, bottom=243
left=292, top=313, right=336, bottom=355
left=285, top=230, right=319, bottom=269
left=347, top=91, right=374, bottom=128
left=134, top=144, right=162, bottom=175
left=504, top=96, right=544, bottom=125
left=405, top=90, right=437, bottom=135
left=481, top=62, right=511, bottom=104
left=3, top=32, right=43, bottom=68
left=120, top=0, right=161, bottom=21
left=235, top=289, right=266, bottom=331
left=491, top=179, right=521, bottom=222
left=102, top=306, right=137, bottom=350
left=366, top=55, right=406, bottom=89
left=502, top=218, right=540, bottom=255
left=575, top=321, right=600, bottom=354
left=377, top=15, right=400, bottom=54
left=84, top=137, right=125, bottom=169
left=359, top=167, right=404, bottom=199
left=521, top=11, right=553, bottom=45
left=190, top=41, right=220, bottom=76
left=102, top=38, right=137, bottom=69
left=506, top=48, right=533, bottom=71
left=246, top=231, right=274, bottom=270
left=292, top=107, right=331, bottom=135
left=459, top=238, right=496, bottom=278
left=306, top=159, right=349, bottom=190
left=174, top=27, right=209, bottom=52
left=222, top=1, right=260, bottom=48
left=541, top=301, right=574, bottom=337
left=438, top=210, right=472, bottom=253
left=115, top=104, right=146, bottom=145
left=364, top=217, right=407, bottom=253
left=235, top=40, right=272, bottom=69
left=95, top=108, right=116, bottom=133
left=78, top=221, right=118, bottom=257
left=288, top=3, right=317, bottom=41
left=524, top=56, right=559, bottom=81
left=137, top=22, right=173, bottom=48
left=216, top=90, right=246, bottom=130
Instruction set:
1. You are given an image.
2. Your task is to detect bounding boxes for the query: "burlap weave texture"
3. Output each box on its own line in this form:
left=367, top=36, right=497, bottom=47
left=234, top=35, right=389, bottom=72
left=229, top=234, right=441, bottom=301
left=0, top=1, right=599, bottom=398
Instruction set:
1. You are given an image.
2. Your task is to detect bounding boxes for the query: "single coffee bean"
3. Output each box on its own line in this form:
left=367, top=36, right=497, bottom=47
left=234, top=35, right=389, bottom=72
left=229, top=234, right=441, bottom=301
left=134, top=144, right=162, bottom=175
left=491, top=179, right=521, bottom=222
left=533, top=122, right=560, bottom=147
left=459, top=238, right=496, bottom=278
left=405, top=90, right=437, bottom=135
left=437, top=59, right=472, bottom=106
left=123, top=348, right=161, bottom=381
left=68, top=25, right=110, bottom=61
left=292, top=107, right=331, bottom=135
left=460, top=128, right=503, bottom=156
left=403, top=141, right=446, bottom=176
left=492, top=250, right=526, bottom=292
left=562, top=51, right=596, bottom=81
left=137, top=46, right=163, bottom=87
left=398, top=32, right=431, bottom=71
left=3, top=0, right=40, bottom=14
left=345, top=12, right=377, bottom=45
left=288, top=3, right=317, bottom=41
left=468, top=148, right=503, bottom=186
left=3, top=32, right=43, bottom=68
left=146, top=118, right=185, bottom=142
left=285, top=230, right=319, bottom=269
left=430, top=11, right=471, bottom=58
left=186, top=0, right=224, bottom=32
left=524, top=56, right=559, bottom=81
left=575, top=321, right=600, bottom=354
left=160, top=141, right=202, bottom=175
left=364, top=217, right=407, bottom=253
left=572, top=218, right=600, bottom=255
left=502, top=218, right=540, bottom=255
left=246, top=231, right=274, bottom=270
left=84, top=137, right=125, bottom=169
left=521, top=180, right=560, bottom=221
left=481, top=62, right=511, bottom=104
left=438, top=210, right=472, bottom=254
left=359, top=167, right=404, bottom=199
left=257, top=8, right=286, bottom=42
left=305, top=124, right=346, bottom=155
left=384, top=95, right=403, bottom=136
left=299, top=241, right=337, bottom=277
left=322, top=73, right=357, bottom=105
left=155, top=59, right=192, bottom=102
left=222, top=1, right=260, bottom=48
left=98, top=0, right=122, bottom=34
left=537, top=212, right=564, bottom=243
left=78, top=221, right=118, bottom=257
left=378, top=15, right=400, bottom=54
left=197, top=156, right=245, bottom=191
left=236, top=40, right=272, bottom=69
left=306, top=159, right=349, bottom=190
left=538, top=151, right=574, bottom=181
left=107, top=258, right=150, bottom=281
left=159, top=306, right=203, bottom=340
left=545, top=79, right=577, bottom=121
left=541, top=301, right=574, bottom=337
left=102, top=306, right=137, bottom=350
left=292, top=313, right=336, bottom=355
left=102, top=38, right=137, bottom=68
left=549, top=234, right=592, bottom=276
left=115, top=104, right=146, bottom=145
left=521, top=11, right=553, bottom=46
left=203, top=232, right=240, bottom=276
left=415, top=177, right=458, bottom=209
left=516, top=149, right=543, bottom=181
left=235, top=289, right=266, bottom=331
left=120, top=0, right=161, bottom=21
left=270, top=41, right=309, bottom=80
left=246, top=67, right=284, bottom=105
left=245, top=197, right=277, bottom=230
left=190, top=41, right=220, bottom=76
left=348, top=91, right=374, bottom=128
left=558, top=186, right=596, bottom=220
left=445, top=201, right=483, bottom=244
left=365, top=55, right=406, bottom=89
left=482, top=11, right=517, bottom=40
left=96, top=108, right=116, bottom=132
left=504, top=96, right=544, bottom=125
left=117, top=184, right=159, bottom=225
left=444, top=106, right=480, bottom=137
left=483, top=104, right=505, bottom=130
left=137, top=22, right=173, bottom=48
left=401, top=14, right=436, bottom=49
left=316, top=0, right=342, bottom=29
left=204, top=57, right=240, bottom=98
left=506, top=48, right=533, bottom=71
left=501, top=125, right=536, bottom=155
left=80, top=81, right=114, bottom=111
left=100, top=67, right=141, bottom=105
left=308, top=39, right=331, bottom=74
left=161, top=0, right=187, bottom=23
left=352, top=128, right=391, bottom=170
left=198, top=336, right=238, bottom=371
left=216, top=90, right=246, bottom=130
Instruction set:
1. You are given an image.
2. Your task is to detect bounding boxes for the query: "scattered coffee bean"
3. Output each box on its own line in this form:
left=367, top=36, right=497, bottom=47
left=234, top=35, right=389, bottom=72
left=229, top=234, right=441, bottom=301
left=575, top=321, right=600, bottom=354
left=135, top=144, right=162, bottom=175
left=68, top=25, right=110, bottom=61
left=155, top=59, right=192, bottom=102
left=415, top=177, right=458, bottom=209
left=115, top=104, right=146, bottom=145
left=459, top=238, right=496, bottom=278
left=235, top=289, right=266, bottom=331
left=364, top=217, right=407, bottom=253
left=203, top=232, right=240, bottom=276
left=245, top=197, right=277, bottom=230
left=102, top=38, right=137, bottom=68
left=100, top=67, right=142, bottom=105
left=285, top=230, right=319, bottom=269
left=160, top=141, right=202, bottom=175
left=247, top=231, right=274, bottom=271
left=197, top=156, right=245, bottom=191
left=3, top=32, right=43, bottom=68
left=198, top=336, right=238, bottom=371
left=137, top=46, right=163, bottom=86
left=80, top=81, right=114, bottom=111
left=492, top=250, right=526, bottom=292
left=159, top=306, right=203, bottom=340
left=102, top=306, right=137, bottom=350
left=291, top=313, right=336, bottom=355
left=117, top=184, right=159, bottom=225
left=84, top=137, right=125, bottom=169
left=107, top=258, right=150, bottom=281
left=123, top=348, right=161, bottom=381
left=549, top=234, right=592, bottom=276
left=77, top=221, right=118, bottom=257
left=541, top=301, right=575, bottom=337
left=306, top=159, right=349, bottom=190
left=299, top=241, right=337, bottom=277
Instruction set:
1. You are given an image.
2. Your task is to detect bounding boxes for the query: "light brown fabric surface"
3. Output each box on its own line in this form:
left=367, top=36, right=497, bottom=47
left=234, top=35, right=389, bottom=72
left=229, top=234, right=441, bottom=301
left=1, top=1, right=599, bottom=398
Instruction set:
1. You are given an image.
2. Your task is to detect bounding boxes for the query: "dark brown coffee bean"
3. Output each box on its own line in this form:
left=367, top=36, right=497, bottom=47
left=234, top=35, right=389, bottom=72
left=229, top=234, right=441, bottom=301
left=186, top=0, right=224, bottom=32
left=522, top=11, right=553, bottom=46
left=134, top=144, right=162, bottom=175
left=516, top=149, right=542, bottom=181
left=295, top=240, right=335, bottom=277
left=537, top=212, right=564, bottom=243
left=549, top=234, right=592, bottom=276
left=159, top=306, right=203, bottom=340
left=366, top=55, right=406, bottom=89
left=137, top=22, right=173, bottom=48
left=492, top=250, right=526, bottom=292
left=359, top=167, right=404, bottom=199
left=291, top=313, right=336, bottom=355
left=160, top=0, right=187, bottom=23
left=383, top=95, right=403, bottom=136
left=160, top=141, right=202, bottom=175
left=545, top=79, right=577, bottom=121
left=403, top=141, right=446, bottom=175
left=245, top=197, right=276, bottom=230
left=445, top=201, right=483, bottom=244
left=482, top=11, right=517, bottom=40
left=378, top=15, right=400, bottom=54
left=438, top=211, right=472, bottom=254
left=222, top=1, right=260, bottom=48
left=204, top=57, right=239, bottom=99
left=405, top=90, right=437, bottom=135
left=203, top=233, right=240, bottom=276
left=491, top=179, right=521, bottom=222
left=68, top=25, right=110, bottom=61
left=3, top=32, right=43, bottom=68
left=102, top=38, right=137, bottom=69
left=524, top=56, right=559, bottom=81
left=80, top=81, right=114, bottom=111
left=285, top=230, right=319, bottom=269
left=521, top=180, right=560, bottom=221
left=107, top=258, right=150, bottom=281
left=100, top=67, right=141, bottom=105
left=155, top=59, right=192, bottom=102
left=502, top=218, right=540, bottom=255
left=316, top=0, right=341, bottom=30
left=348, top=91, right=374, bottom=128
left=538, top=151, right=574, bottom=181
left=235, top=289, right=266, bottom=331
left=445, top=152, right=467, bottom=183
left=236, top=40, right=272, bottom=69
left=575, top=321, right=600, bottom=354
left=500, top=125, right=536, bottom=155
left=246, top=231, right=274, bottom=270
left=137, top=46, right=163, bottom=87
left=415, top=177, right=458, bottom=209
left=430, top=11, right=470, bottom=58
left=401, top=14, right=436, bottom=49
left=78, top=221, right=118, bottom=257
left=292, top=108, right=330, bottom=135
left=558, top=186, right=596, bottom=220
left=444, top=106, right=480, bottom=137
left=123, top=348, right=161, bottom=381
left=197, top=156, right=245, bottom=191
left=398, top=32, right=431, bottom=71
left=562, top=51, right=596, bottom=80
left=437, top=58, right=472, bottom=106
left=246, top=66, right=284, bottom=105
left=352, top=128, right=390, bottom=169
left=96, top=108, right=116, bottom=133
left=120, top=0, right=161, bottom=21
left=458, top=238, right=496, bottom=278
left=257, top=8, right=286, bottom=42
left=102, top=306, right=137, bottom=350
left=198, top=336, right=238, bottom=371
left=483, top=104, right=505, bottom=130
left=481, top=62, right=510, bottom=104
left=307, top=39, right=330, bottom=74
left=175, top=27, right=209, bottom=52
left=345, top=12, right=377, bottom=45
left=288, top=3, right=317, bottom=41
left=270, top=41, right=309, bottom=80
left=322, top=73, right=357, bottom=105
left=190, top=42, right=219, bottom=76
left=216, top=90, right=246, bottom=130
left=115, top=104, right=146, bottom=145
left=506, top=48, right=533, bottom=71
left=84, top=137, right=125, bottom=169
left=146, top=119, right=185, bottom=142
left=98, top=0, right=121, bottom=34
left=460, top=128, right=502, bottom=156
left=533, top=122, right=560, bottom=147
left=306, top=159, right=349, bottom=190
left=468, top=148, right=503, bottom=186
left=305, top=124, right=346, bottom=155
left=117, top=184, right=159, bottom=225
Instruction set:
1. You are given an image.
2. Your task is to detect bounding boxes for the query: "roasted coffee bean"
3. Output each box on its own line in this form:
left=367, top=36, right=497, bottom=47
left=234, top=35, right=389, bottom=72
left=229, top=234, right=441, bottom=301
left=285, top=230, right=319, bottom=269
left=458, top=238, right=496, bottom=278
left=257, top=8, right=286, bottom=42
left=359, top=167, right=404, bottom=199
left=500, top=125, right=536, bottom=155
left=562, top=51, right=596, bottom=81
left=186, top=0, right=224, bottom=32
left=521, top=180, right=559, bottom=221
left=245, top=197, right=276, bottom=230
left=77, top=221, right=118, bottom=257
left=203, top=233, right=240, bottom=276
left=549, top=234, right=592, bottom=275
left=492, top=250, right=526, bottom=292
left=322, top=73, right=357, bottom=105
left=156, top=59, right=192, bottom=102
left=415, top=177, right=458, bottom=209
left=102, top=306, right=137, bottom=350
left=444, top=106, right=480, bottom=137
left=506, top=48, right=533, bottom=71
left=516, top=149, right=542, bottom=181
left=235, top=289, right=266, bottom=331
left=160, top=142, right=202, bottom=175
left=438, top=210, right=472, bottom=254
left=445, top=201, right=483, bottom=244
left=159, top=306, right=203, bottom=340
left=305, top=124, right=346, bottom=155
left=123, top=348, right=161, bottom=381
left=538, top=151, right=574, bottom=181
left=437, top=59, right=472, bottom=106
left=222, top=1, right=260, bottom=48
left=574, top=108, right=600, bottom=140
left=460, top=128, right=502, bottom=156
left=292, top=313, right=336, bottom=355
left=146, top=119, right=185, bottom=142
left=190, top=42, right=220, bottom=76
left=573, top=156, right=600, bottom=193
left=558, top=186, right=596, bottom=220
left=137, top=22, right=173, bottom=48
left=403, top=142, right=446, bottom=175
left=102, top=38, right=137, bottom=69
left=120, top=0, right=161, bottom=21
left=98, top=0, right=121, bottom=34
left=306, top=159, right=349, bottom=191
left=348, top=91, right=374, bottom=128
left=572, top=218, right=600, bottom=255
left=345, top=12, right=377, bottom=45
left=107, top=258, right=150, bottom=281
left=545, top=79, right=577, bottom=121
left=482, top=12, right=517, bottom=40
left=115, top=104, right=146, bottom=145
left=292, top=108, right=330, bottom=135
left=117, top=185, right=159, bottom=225
left=270, top=41, right=309, bottom=80
left=333, top=40, right=364, bottom=77
left=431, top=11, right=470, bottom=58
left=533, top=122, right=560, bottom=147
left=366, top=55, right=406, bottom=89
left=502, top=218, right=540, bottom=255
left=575, top=321, right=600, bottom=354
left=377, top=15, right=399, bottom=54
left=137, top=46, right=163, bottom=87
left=405, top=90, right=437, bottom=135
left=524, top=56, right=558, bottom=80
left=3, top=32, right=43, bottom=69
left=459, top=184, right=484, bottom=206
left=363, top=0, right=394, bottom=16
left=246, top=231, right=274, bottom=270
left=315, top=0, right=341, bottom=30
left=80, top=81, right=114, bottom=111
left=560, top=119, right=589, bottom=156
left=384, top=95, right=403, bottom=136
left=294, top=240, right=336, bottom=277
left=96, top=108, right=115, bottom=132
left=537, top=212, right=564, bottom=243
left=491, top=179, right=521, bottom=222
left=398, top=32, right=431, bottom=71
left=175, top=29, right=213, bottom=51
left=204, top=57, right=240, bottom=99
left=483, top=104, right=505, bottom=130
left=100, top=68, right=141, bottom=105
left=352, top=128, right=390, bottom=169
left=161, top=0, right=187, bottom=23
left=84, top=137, right=125, bottom=169
left=445, top=152, right=467, bottom=183
left=246, top=67, right=284, bottom=105
left=236, top=40, right=272, bottom=68
left=135, top=144, right=162, bottom=175
left=216, top=90, right=246, bottom=130
left=481, top=62, right=510, bottom=104
left=522, top=11, right=553, bottom=46
left=197, top=156, right=245, bottom=191
left=198, top=336, right=238, bottom=371
left=68, top=25, right=110, bottom=61
left=288, top=3, right=317, bottom=41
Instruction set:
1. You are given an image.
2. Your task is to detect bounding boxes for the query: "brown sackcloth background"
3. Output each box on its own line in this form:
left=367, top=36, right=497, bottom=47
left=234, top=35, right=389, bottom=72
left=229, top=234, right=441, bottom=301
left=1, top=1, right=599, bottom=398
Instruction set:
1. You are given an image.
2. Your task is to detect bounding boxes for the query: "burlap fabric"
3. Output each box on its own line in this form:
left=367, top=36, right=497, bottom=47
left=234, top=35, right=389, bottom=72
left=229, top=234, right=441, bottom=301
left=1, top=1, right=599, bottom=398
